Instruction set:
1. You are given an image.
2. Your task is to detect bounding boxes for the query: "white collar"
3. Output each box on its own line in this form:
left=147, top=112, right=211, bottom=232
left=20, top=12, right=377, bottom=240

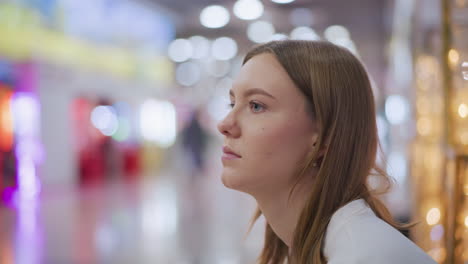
left=325, top=199, right=375, bottom=244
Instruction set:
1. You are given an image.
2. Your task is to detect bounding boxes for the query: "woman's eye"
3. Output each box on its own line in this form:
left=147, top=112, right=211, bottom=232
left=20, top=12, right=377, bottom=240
left=250, top=102, right=265, bottom=112
left=228, top=102, right=235, bottom=109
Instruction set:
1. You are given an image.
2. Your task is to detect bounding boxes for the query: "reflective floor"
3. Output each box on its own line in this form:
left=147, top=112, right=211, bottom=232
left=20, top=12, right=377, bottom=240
left=0, top=144, right=265, bottom=264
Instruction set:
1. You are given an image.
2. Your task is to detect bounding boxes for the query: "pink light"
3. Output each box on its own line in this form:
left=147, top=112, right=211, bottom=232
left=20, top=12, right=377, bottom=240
left=17, top=157, right=41, bottom=199
left=11, top=92, right=42, bottom=200
left=12, top=93, right=40, bottom=138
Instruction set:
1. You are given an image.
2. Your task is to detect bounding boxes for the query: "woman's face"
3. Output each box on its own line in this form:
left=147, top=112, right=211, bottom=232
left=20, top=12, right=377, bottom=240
left=217, top=53, right=318, bottom=196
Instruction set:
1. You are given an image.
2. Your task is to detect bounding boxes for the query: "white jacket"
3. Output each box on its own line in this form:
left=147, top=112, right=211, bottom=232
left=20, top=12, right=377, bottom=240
left=324, top=199, right=437, bottom=264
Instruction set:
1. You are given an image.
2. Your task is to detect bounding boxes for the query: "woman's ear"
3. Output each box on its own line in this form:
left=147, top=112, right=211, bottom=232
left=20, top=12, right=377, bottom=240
left=311, top=133, right=328, bottom=158
left=311, top=133, right=319, bottom=147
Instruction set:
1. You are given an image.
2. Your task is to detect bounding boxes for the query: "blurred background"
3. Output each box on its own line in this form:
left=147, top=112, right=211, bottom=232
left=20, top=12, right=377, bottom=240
left=0, top=0, right=467, bottom=263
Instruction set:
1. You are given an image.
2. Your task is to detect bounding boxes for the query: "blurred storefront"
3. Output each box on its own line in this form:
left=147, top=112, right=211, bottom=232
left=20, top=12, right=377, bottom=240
left=0, top=0, right=183, bottom=198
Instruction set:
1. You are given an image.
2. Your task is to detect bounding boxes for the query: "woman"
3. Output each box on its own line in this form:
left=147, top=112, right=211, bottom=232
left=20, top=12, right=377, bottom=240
left=217, top=40, right=436, bottom=264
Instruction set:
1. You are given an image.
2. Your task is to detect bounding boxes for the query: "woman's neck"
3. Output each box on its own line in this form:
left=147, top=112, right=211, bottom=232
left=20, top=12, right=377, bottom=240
left=254, top=183, right=311, bottom=247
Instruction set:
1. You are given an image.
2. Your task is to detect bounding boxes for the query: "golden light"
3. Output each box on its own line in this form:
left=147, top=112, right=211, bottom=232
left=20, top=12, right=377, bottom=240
left=426, top=208, right=441, bottom=225
left=412, top=2, right=468, bottom=263
left=417, top=117, right=431, bottom=136
left=460, top=132, right=468, bottom=145
left=448, top=49, right=460, bottom=64
left=458, top=103, right=468, bottom=118
left=428, top=247, right=447, bottom=263
left=416, top=98, right=430, bottom=115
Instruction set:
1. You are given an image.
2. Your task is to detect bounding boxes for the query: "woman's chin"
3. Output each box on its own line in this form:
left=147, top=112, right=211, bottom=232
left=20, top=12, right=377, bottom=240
left=221, top=173, right=236, bottom=189
left=221, top=172, right=245, bottom=192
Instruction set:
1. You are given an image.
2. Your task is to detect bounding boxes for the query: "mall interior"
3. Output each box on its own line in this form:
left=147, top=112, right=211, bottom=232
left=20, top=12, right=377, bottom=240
left=0, top=0, right=467, bottom=263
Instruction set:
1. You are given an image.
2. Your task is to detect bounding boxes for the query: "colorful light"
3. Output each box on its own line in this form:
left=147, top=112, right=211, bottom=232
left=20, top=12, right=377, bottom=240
left=112, top=117, right=131, bottom=142
left=0, top=90, right=13, bottom=151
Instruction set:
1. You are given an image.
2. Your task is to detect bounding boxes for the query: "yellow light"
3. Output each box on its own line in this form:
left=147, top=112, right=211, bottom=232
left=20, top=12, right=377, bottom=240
left=416, top=98, right=430, bottom=115
left=460, top=132, right=468, bottom=145
left=417, top=117, right=431, bottom=136
left=448, top=49, right=460, bottom=64
left=426, top=208, right=441, bottom=225
left=465, top=216, right=468, bottom=228
left=428, top=247, right=446, bottom=263
left=458, top=103, right=468, bottom=118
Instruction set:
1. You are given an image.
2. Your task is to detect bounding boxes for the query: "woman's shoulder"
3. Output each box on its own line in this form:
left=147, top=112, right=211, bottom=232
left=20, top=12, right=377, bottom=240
left=323, top=199, right=437, bottom=264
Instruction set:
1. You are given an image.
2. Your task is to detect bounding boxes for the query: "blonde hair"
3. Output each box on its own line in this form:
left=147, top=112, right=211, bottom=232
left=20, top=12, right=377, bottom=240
left=243, top=40, right=403, bottom=264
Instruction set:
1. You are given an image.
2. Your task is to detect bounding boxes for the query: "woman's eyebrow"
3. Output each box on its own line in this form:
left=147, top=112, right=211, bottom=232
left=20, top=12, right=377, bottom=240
left=229, top=88, right=277, bottom=100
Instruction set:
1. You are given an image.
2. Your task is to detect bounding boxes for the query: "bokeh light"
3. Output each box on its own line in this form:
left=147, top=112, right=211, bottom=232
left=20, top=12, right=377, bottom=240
left=139, top=99, right=177, bottom=148
left=290, top=26, right=320, bottom=40
left=458, top=103, right=468, bottom=118
left=386, top=152, right=407, bottom=184
left=168, top=39, right=193, bottom=63
left=462, top=61, right=468, bottom=80
left=189, top=36, right=211, bottom=59
left=385, top=95, right=409, bottom=125
left=91, top=106, right=119, bottom=136
left=200, top=5, right=230, bottom=29
left=211, top=37, right=238, bottom=61
left=233, top=0, right=264, bottom=20
left=324, top=25, right=351, bottom=41
left=247, top=21, right=275, bottom=43
left=176, top=62, right=202, bottom=86
left=271, top=0, right=295, bottom=4
left=448, top=49, right=459, bottom=64
left=430, top=224, right=444, bottom=241
left=270, top=33, right=288, bottom=41
left=426, top=208, right=441, bottom=226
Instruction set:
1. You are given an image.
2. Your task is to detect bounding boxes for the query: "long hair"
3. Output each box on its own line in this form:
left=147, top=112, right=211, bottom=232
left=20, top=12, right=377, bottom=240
left=243, top=40, right=403, bottom=264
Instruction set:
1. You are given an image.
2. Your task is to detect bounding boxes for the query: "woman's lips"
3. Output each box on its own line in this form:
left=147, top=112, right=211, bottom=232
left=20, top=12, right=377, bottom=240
left=222, top=146, right=241, bottom=160
left=222, top=153, right=241, bottom=160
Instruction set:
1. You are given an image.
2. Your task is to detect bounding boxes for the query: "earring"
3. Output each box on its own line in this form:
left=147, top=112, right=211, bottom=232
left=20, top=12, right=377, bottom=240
left=312, top=161, right=318, bottom=167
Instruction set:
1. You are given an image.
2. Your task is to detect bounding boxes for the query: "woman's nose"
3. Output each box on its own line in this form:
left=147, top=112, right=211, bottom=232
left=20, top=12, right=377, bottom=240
left=217, top=113, right=240, bottom=138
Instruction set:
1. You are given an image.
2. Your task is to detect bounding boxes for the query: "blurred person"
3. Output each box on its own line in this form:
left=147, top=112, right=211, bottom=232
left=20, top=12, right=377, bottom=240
left=217, top=41, right=436, bottom=264
left=179, top=109, right=212, bottom=263
left=182, top=108, right=209, bottom=178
